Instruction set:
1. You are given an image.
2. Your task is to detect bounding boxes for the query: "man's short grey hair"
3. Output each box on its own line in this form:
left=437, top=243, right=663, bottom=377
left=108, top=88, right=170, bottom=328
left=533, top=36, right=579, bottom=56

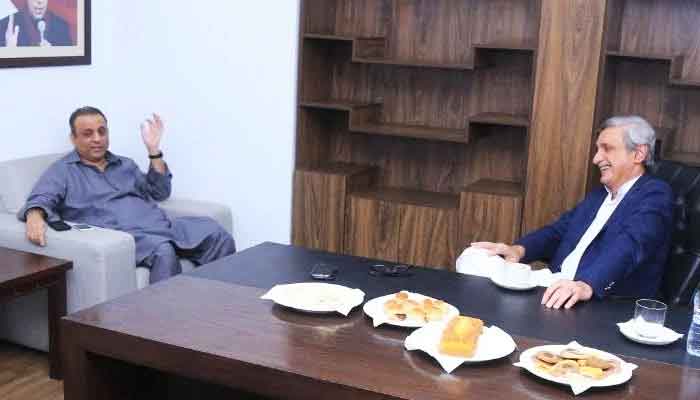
left=601, top=115, right=656, bottom=168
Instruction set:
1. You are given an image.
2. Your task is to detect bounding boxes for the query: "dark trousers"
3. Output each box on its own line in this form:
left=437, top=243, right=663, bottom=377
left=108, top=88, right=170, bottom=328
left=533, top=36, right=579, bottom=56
left=140, top=228, right=236, bottom=284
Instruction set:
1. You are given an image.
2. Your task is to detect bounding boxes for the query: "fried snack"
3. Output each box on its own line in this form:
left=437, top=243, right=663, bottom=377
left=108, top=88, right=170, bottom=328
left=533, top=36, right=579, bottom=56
left=383, top=292, right=449, bottom=323
left=395, top=291, right=409, bottom=301
left=550, top=360, right=580, bottom=377
left=559, top=348, right=590, bottom=360
left=439, top=316, right=484, bottom=358
left=586, top=355, right=614, bottom=370
left=532, top=348, right=620, bottom=381
left=535, top=351, right=562, bottom=365
left=580, top=366, right=605, bottom=379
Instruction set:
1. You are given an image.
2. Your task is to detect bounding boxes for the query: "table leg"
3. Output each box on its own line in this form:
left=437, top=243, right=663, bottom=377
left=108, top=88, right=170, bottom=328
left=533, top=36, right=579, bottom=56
left=48, top=274, right=66, bottom=379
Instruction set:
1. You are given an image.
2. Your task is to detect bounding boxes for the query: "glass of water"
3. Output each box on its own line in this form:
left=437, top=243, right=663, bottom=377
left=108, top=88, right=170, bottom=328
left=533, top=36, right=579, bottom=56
left=633, top=299, right=667, bottom=338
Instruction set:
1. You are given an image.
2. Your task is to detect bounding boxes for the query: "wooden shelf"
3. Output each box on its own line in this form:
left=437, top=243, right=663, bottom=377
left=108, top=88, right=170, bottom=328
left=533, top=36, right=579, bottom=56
left=606, top=51, right=677, bottom=63
left=296, top=162, right=373, bottom=176
left=665, top=152, right=700, bottom=167
left=349, top=187, right=460, bottom=209
left=468, top=112, right=530, bottom=128
left=352, top=57, right=474, bottom=70
left=303, top=33, right=355, bottom=42
left=463, top=179, right=523, bottom=197
left=299, top=99, right=379, bottom=111
left=473, top=43, right=536, bottom=53
left=669, top=78, right=700, bottom=88
left=350, top=122, right=468, bottom=143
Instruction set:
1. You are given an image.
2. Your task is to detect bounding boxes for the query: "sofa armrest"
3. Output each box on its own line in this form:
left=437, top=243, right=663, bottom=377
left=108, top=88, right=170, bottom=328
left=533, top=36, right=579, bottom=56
left=0, top=213, right=137, bottom=313
left=158, top=197, right=233, bottom=234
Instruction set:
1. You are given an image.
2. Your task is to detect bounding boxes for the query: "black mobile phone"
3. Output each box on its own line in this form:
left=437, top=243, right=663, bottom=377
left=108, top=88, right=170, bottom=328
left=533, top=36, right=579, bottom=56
left=310, top=263, right=338, bottom=280
left=72, top=224, right=93, bottom=231
left=47, top=220, right=72, bottom=231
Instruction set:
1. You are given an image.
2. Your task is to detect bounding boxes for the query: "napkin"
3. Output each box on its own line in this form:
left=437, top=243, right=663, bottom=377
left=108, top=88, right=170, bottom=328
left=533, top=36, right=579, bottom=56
left=405, top=324, right=516, bottom=373
left=617, top=319, right=684, bottom=343
left=261, top=283, right=364, bottom=316
left=513, top=341, right=639, bottom=396
left=456, top=246, right=564, bottom=288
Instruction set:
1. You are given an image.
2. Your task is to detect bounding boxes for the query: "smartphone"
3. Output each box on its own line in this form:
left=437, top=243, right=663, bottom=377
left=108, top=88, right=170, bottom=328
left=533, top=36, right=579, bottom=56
left=47, top=220, right=71, bottom=231
left=310, top=263, right=338, bottom=280
left=73, top=224, right=93, bottom=231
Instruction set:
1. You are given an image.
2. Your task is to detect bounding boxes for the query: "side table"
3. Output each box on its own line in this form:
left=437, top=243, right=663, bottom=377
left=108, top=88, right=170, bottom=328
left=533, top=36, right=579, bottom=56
left=0, top=247, right=72, bottom=379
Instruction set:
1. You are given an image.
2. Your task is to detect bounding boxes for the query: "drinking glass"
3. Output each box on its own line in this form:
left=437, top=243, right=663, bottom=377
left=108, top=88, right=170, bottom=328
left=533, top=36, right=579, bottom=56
left=633, top=299, right=667, bottom=338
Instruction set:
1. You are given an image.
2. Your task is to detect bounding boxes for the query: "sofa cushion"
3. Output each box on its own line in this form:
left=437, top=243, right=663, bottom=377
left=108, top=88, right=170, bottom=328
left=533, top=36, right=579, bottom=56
left=0, top=153, right=65, bottom=213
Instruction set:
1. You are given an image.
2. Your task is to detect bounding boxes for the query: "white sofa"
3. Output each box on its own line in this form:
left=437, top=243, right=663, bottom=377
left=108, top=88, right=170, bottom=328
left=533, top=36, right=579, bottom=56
left=0, top=153, right=233, bottom=351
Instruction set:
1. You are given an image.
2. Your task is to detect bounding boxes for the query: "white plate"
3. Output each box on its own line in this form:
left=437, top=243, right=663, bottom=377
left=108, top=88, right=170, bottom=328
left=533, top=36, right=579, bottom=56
left=261, top=282, right=365, bottom=315
left=363, top=292, right=460, bottom=328
left=405, top=321, right=516, bottom=373
left=490, top=272, right=538, bottom=291
left=516, top=343, right=636, bottom=394
left=617, top=319, right=684, bottom=346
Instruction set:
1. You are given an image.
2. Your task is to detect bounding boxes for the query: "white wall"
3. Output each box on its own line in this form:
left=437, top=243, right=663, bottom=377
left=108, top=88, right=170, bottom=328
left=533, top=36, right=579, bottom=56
left=0, top=1, right=300, bottom=251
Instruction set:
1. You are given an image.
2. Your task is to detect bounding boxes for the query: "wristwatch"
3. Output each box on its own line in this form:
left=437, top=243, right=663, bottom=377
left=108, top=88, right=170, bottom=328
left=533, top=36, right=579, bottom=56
left=148, top=151, right=163, bottom=159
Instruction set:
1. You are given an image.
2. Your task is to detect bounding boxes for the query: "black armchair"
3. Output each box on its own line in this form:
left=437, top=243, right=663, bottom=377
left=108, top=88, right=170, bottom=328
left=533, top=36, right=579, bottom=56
left=653, top=160, right=700, bottom=306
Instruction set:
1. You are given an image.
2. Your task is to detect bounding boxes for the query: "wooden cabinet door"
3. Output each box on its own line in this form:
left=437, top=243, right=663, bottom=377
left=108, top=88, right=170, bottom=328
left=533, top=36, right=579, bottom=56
left=458, top=191, right=522, bottom=252
left=344, top=196, right=401, bottom=261
left=398, top=205, right=457, bottom=270
left=292, top=170, right=348, bottom=252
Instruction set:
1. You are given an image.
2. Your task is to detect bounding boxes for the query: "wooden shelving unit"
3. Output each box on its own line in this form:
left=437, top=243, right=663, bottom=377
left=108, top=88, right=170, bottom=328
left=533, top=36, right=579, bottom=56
left=294, top=0, right=541, bottom=269
left=349, top=187, right=460, bottom=210
left=595, top=0, right=700, bottom=178
left=468, top=113, right=530, bottom=128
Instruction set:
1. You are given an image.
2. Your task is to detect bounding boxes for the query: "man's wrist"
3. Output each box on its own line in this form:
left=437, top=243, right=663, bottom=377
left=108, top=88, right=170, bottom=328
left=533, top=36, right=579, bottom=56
left=26, top=207, right=46, bottom=220
left=148, top=150, right=163, bottom=159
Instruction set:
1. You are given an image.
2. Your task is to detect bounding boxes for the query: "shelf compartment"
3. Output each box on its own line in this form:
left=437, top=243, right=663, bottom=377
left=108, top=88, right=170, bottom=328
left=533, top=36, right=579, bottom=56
left=303, top=33, right=356, bottom=42
left=349, top=187, right=460, bottom=210
left=468, top=112, right=530, bottom=128
left=665, top=152, right=700, bottom=167
left=350, top=122, right=469, bottom=144
left=299, top=99, right=380, bottom=112
left=607, top=51, right=700, bottom=88
left=296, top=162, right=374, bottom=177
left=463, top=179, right=523, bottom=197
left=473, top=43, right=536, bottom=53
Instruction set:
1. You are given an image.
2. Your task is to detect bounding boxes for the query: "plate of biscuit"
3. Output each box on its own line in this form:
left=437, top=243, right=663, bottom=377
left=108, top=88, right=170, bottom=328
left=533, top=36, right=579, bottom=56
left=363, top=291, right=459, bottom=327
left=514, top=342, right=637, bottom=395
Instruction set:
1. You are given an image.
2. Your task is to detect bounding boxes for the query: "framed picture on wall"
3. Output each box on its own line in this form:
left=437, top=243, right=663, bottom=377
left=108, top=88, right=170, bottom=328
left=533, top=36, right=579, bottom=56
left=0, top=0, right=90, bottom=68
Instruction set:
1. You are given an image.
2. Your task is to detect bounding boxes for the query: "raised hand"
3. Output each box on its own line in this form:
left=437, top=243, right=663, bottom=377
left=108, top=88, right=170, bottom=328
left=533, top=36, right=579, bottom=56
left=4, top=14, right=19, bottom=47
left=140, top=113, right=164, bottom=155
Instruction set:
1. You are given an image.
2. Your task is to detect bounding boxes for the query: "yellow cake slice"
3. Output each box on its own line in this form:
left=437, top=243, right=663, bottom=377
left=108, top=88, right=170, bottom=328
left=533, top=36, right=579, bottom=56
left=438, top=316, right=484, bottom=358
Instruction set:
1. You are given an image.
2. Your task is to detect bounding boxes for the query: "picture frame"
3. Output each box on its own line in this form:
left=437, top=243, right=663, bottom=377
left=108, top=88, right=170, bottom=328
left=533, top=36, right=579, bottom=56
left=0, top=0, right=90, bottom=68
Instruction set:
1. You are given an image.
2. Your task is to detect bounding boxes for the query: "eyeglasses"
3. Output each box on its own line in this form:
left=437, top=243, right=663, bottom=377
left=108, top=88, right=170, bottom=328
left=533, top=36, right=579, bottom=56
left=368, top=263, right=413, bottom=277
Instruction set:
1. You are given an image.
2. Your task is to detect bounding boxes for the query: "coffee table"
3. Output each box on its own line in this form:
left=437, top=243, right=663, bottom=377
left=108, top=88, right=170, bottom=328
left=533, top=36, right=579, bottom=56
left=0, top=247, right=72, bottom=379
left=62, top=243, right=700, bottom=399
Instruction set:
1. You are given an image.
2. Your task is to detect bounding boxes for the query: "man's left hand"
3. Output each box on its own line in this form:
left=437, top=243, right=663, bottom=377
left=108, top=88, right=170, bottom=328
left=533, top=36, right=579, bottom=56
left=541, top=279, right=593, bottom=309
left=140, top=113, right=164, bottom=155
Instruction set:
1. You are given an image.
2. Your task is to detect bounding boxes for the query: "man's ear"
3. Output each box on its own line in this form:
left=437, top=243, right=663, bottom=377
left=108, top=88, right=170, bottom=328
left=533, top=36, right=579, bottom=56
left=635, top=144, right=649, bottom=164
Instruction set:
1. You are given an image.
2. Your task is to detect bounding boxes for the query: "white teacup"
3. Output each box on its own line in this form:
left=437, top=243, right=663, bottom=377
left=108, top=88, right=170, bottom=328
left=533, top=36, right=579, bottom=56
left=502, top=262, right=532, bottom=287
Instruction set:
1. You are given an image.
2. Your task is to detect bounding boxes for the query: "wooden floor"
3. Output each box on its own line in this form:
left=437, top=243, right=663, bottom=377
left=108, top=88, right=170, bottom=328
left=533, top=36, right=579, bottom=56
left=0, top=341, right=63, bottom=400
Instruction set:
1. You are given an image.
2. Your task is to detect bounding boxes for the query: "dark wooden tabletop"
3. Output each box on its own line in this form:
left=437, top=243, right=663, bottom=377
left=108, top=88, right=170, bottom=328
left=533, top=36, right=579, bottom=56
left=65, top=272, right=700, bottom=400
left=187, top=242, right=700, bottom=369
left=0, top=247, right=72, bottom=289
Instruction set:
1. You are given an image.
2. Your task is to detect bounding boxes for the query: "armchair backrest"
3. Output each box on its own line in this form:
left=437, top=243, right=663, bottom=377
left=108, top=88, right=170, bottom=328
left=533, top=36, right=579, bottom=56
left=652, top=160, right=700, bottom=306
left=0, top=153, right=66, bottom=214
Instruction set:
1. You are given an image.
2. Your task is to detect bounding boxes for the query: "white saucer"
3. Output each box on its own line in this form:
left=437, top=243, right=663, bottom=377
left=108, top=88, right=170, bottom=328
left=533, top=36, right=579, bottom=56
left=617, top=319, right=684, bottom=346
left=489, top=273, right=537, bottom=291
